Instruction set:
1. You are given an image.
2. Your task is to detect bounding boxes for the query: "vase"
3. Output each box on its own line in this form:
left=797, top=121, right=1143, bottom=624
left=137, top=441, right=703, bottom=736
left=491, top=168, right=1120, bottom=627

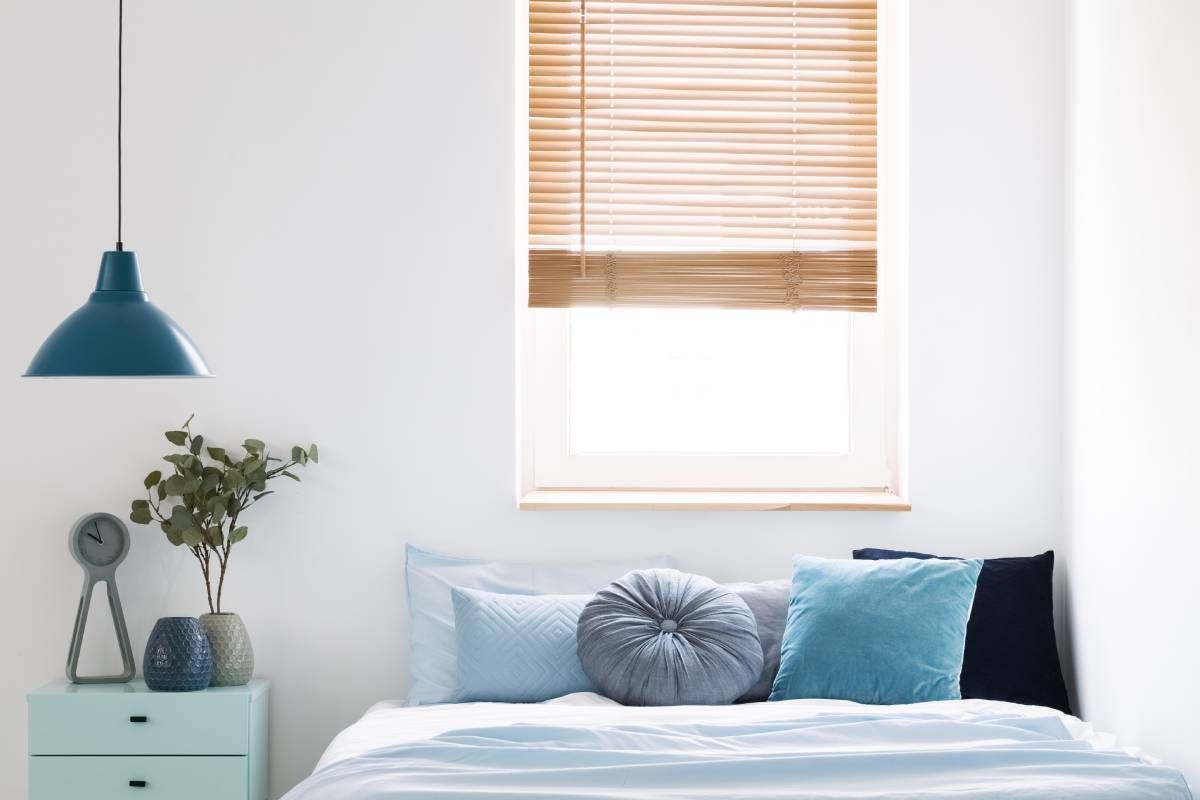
left=143, top=616, right=213, bottom=692
left=199, top=612, right=255, bottom=686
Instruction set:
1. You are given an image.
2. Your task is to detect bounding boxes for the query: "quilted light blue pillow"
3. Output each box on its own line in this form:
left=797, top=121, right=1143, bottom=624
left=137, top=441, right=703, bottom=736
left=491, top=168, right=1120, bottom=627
left=452, top=588, right=593, bottom=703
left=405, top=545, right=673, bottom=705
left=770, top=555, right=983, bottom=705
left=577, top=569, right=763, bottom=706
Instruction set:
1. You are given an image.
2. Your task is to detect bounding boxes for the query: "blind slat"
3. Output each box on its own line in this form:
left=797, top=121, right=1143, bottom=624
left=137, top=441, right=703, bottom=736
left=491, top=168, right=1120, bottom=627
left=529, top=0, right=877, bottom=310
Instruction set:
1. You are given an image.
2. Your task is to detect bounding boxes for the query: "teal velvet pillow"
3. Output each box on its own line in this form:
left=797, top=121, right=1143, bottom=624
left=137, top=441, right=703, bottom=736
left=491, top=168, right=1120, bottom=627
left=769, top=555, right=982, bottom=705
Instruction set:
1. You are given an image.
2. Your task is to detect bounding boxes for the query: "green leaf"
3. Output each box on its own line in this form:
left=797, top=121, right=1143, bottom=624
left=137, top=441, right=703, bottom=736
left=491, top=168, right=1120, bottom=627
left=163, top=475, right=187, bottom=496
left=244, top=438, right=265, bottom=454
left=144, top=470, right=162, bottom=489
left=181, top=528, right=204, bottom=546
left=190, top=435, right=204, bottom=455
left=156, top=481, right=167, bottom=501
left=281, top=471, right=301, bottom=482
left=207, top=446, right=226, bottom=462
left=165, top=430, right=187, bottom=446
left=163, top=453, right=192, bottom=468
left=308, top=444, right=319, bottom=463
left=253, top=490, right=275, bottom=501
left=291, top=446, right=305, bottom=462
left=131, top=499, right=149, bottom=510
left=129, top=507, right=152, bottom=525
left=205, top=526, right=224, bottom=547
left=161, top=522, right=184, bottom=546
left=229, top=526, right=248, bottom=544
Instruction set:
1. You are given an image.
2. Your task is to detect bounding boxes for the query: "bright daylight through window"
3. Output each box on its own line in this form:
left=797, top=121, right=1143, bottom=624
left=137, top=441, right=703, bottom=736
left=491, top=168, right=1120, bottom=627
left=569, top=308, right=850, bottom=456
left=522, top=0, right=902, bottom=505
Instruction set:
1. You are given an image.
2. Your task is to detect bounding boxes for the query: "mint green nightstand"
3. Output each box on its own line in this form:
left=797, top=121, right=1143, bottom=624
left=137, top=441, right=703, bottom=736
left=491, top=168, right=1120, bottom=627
left=28, top=679, right=268, bottom=800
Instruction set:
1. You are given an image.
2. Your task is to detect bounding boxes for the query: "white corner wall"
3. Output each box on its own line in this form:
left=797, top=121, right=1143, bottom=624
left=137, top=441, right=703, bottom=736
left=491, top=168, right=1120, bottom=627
left=1065, top=0, right=1200, bottom=788
left=0, top=1, right=1065, bottom=796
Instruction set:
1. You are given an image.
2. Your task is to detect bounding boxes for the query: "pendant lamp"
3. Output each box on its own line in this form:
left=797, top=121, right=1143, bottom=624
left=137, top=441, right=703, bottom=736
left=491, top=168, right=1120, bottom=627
left=24, top=0, right=211, bottom=378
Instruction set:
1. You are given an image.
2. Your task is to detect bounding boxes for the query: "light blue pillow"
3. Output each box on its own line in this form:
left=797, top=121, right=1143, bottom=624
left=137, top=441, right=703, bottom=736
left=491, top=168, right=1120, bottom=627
left=453, top=589, right=593, bottom=703
left=577, top=569, right=763, bottom=706
left=405, top=545, right=673, bottom=705
left=770, top=555, right=982, bottom=705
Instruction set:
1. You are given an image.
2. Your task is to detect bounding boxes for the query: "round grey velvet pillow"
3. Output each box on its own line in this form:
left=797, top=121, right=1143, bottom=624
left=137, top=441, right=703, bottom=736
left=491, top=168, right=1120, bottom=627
left=577, top=569, right=763, bottom=706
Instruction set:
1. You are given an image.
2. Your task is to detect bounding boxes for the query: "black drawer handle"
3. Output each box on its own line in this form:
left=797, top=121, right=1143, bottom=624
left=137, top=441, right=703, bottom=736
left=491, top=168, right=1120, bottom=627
left=129, top=715, right=148, bottom=723
left=129, top=780, right=147, bottom=788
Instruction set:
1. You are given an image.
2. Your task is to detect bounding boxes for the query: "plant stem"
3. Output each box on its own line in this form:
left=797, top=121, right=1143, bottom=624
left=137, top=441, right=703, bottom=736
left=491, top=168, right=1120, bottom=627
left=192, top=546, right=214, bottom=613
left=216, top=552, right=228, bottom=613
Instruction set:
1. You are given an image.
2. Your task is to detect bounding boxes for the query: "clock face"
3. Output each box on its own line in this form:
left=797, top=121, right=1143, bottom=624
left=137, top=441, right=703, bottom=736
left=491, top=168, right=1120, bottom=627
left=71, top=514, right=129, bottom=569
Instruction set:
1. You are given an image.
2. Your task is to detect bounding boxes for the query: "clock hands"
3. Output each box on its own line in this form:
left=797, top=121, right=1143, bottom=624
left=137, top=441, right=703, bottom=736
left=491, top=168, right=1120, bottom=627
left=87, top=522, right=104, bottom=546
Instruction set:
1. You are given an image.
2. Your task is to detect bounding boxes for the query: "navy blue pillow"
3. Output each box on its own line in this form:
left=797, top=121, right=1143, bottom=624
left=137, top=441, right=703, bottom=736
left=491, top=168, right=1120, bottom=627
left=852, top=548, right=1071, bottom=714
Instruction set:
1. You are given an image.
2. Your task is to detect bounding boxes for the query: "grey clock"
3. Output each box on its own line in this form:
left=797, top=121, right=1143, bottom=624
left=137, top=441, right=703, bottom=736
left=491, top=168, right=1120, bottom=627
left=66, top=512, right=136, bottom=683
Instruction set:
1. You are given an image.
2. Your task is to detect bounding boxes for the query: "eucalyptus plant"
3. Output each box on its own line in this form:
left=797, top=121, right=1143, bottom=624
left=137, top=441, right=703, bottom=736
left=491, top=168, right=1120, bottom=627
left=129, top=415, right=318, bottom=613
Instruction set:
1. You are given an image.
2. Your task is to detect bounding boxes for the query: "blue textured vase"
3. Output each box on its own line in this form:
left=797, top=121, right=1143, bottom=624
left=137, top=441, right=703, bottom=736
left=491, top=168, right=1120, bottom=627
left=143, top=617, right=213, bottom=692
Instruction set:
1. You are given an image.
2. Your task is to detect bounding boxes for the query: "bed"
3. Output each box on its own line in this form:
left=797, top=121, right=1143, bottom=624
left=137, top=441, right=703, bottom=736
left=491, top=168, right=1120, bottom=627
left=284, top=693, right=1193, bottom=799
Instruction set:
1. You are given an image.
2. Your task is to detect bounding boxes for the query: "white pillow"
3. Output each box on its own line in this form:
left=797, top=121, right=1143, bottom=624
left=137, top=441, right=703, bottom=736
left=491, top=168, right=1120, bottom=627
left=404, top=545, right=672, bottom=705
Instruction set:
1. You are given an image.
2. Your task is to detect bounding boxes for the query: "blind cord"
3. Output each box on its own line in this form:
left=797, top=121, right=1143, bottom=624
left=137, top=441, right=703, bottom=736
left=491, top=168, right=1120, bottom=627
left=578, top=0, right=586, bottom=276
left=116, top=0, right=124, bottom=251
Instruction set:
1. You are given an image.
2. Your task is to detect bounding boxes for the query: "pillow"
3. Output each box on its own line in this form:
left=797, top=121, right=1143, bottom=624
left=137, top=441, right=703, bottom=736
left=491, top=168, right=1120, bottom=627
left=770, top=555, right=982, bottom=705
left=853, top=548, right=1071, bottom=714
left=577, top=569, right=763, bottom=706
left=405, top=545, right=672, bottom=705
left=452, top=589, right=593, bottom=703
left=726, top=579, right=790, bottom=703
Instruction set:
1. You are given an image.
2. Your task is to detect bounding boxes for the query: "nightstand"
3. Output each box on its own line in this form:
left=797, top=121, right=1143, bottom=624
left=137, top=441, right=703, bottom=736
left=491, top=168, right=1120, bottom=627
left=28, top=678, right=268, bottom=800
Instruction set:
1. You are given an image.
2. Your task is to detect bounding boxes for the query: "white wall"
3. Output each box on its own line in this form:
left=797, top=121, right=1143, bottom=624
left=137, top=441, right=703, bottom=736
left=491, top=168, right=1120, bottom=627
left=1065, top=0, right=1200, bottom=788
left=0, top=1, right=1065, bottom=796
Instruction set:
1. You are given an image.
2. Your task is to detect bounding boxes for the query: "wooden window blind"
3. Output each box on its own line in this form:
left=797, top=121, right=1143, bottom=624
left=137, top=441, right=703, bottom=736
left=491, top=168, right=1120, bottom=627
left=529, top=0, right=877, bottom=310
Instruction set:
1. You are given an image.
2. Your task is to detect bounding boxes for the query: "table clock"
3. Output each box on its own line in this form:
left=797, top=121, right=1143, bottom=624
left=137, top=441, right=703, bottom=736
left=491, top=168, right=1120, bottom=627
left=66, top=512, right=136, bottom=683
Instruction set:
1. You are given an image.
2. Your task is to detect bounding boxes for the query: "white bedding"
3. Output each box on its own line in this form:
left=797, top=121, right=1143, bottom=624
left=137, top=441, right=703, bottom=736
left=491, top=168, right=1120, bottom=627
left=316, top=691, right=621, bottom=771
left=292, top=694, right=1192, bottom=799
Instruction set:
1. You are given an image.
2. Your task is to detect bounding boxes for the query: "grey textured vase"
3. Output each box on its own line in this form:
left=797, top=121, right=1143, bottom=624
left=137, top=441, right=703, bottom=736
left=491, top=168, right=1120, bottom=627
left=199, top=612, right=254, bottom=687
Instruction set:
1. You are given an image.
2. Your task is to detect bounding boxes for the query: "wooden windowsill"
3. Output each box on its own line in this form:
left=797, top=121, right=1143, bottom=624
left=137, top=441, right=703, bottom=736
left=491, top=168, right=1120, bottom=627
left=519, top=489, right=910, bottom=511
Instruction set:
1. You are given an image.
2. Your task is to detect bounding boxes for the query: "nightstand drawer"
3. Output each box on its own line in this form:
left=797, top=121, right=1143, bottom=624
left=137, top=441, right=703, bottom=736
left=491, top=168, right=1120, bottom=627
left=28, top=682, right=262, bottom=756
left=29, top=755, right=248, bottom=799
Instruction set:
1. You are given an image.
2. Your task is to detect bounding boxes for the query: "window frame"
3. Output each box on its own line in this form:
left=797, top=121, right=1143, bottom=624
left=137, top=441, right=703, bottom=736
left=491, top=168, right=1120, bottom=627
left=516, top=0, right=909, bottom=509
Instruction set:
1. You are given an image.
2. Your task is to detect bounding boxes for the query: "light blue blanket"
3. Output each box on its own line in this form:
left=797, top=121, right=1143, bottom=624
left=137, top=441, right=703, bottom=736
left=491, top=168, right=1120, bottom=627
left=286, top=706, right=1192, bottom=799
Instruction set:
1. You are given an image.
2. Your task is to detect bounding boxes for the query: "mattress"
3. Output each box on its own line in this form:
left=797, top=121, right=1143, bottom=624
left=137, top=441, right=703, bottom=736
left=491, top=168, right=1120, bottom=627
left=287, top=693, right=1193, bottom=799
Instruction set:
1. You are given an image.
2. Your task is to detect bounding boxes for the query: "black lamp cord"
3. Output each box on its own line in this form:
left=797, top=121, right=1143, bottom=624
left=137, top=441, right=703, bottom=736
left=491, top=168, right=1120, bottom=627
left=115, top=0, right=124, bottom=251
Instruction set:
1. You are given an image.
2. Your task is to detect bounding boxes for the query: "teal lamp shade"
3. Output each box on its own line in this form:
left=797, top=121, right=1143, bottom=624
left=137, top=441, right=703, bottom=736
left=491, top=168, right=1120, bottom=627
left=24, top=250, right=212, bottom=378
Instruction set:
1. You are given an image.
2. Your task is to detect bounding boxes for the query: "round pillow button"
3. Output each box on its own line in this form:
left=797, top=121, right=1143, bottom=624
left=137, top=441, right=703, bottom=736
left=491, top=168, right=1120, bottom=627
left=659, top=619, right=678, bottom=633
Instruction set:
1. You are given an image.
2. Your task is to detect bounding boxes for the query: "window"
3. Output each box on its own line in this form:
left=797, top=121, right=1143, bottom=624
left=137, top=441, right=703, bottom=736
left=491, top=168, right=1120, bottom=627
left=519, top=0, right=906, bottom=508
